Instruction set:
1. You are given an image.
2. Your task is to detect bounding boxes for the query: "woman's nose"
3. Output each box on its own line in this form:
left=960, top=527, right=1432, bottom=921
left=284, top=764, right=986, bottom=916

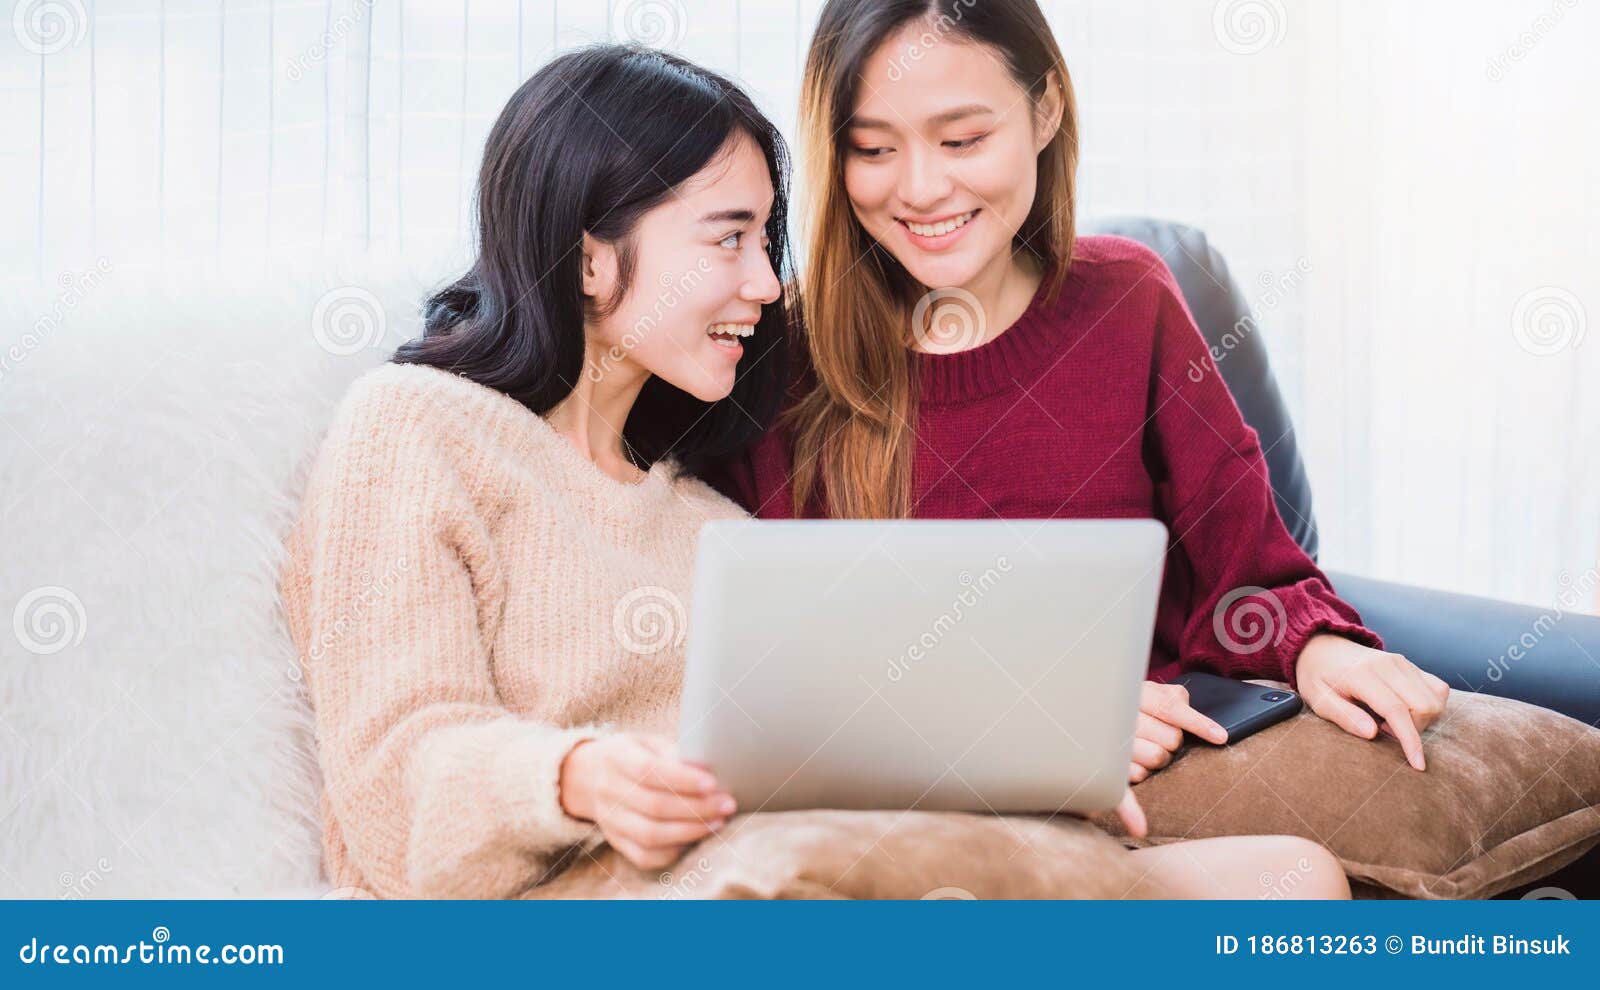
left=896, top=145, right=954, bottom=211
left=741, top=247, right=782, bottom=305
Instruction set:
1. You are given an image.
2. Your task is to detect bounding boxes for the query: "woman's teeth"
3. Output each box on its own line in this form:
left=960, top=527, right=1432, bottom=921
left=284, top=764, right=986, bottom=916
left=904, top=210, right=977, bottom=237
left=707, top=323, right=755, bottom=348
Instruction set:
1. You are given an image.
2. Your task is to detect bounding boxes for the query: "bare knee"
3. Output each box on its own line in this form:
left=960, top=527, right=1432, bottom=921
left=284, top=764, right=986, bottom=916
left=1125, top=834, right=1351, bottom=899
left=1259, top=837, right=1350, bottom=900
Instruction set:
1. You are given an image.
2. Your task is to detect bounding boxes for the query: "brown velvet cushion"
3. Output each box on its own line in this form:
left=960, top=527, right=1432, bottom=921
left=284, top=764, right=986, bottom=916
left=527, top=809, right=1148, bottom=899
left=1092, top=683, right=1600, bottom=899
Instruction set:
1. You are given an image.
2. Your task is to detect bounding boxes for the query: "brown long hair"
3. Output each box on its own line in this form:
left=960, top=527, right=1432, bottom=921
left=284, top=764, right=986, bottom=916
left=788, top=0, right=1079, bottom=518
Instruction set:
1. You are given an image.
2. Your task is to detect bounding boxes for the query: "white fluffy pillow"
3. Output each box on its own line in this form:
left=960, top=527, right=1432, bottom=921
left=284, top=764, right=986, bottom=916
left=0, top=257, right=437, bottom=897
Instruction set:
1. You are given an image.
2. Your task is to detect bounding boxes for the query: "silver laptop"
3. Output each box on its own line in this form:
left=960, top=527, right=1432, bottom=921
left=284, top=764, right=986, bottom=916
left=676, top=519, right=1167, bottom=816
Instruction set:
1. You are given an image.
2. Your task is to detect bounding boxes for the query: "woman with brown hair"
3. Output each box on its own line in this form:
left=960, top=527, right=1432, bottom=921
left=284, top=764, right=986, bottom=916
left=707, top=0, right=1451, bottom=897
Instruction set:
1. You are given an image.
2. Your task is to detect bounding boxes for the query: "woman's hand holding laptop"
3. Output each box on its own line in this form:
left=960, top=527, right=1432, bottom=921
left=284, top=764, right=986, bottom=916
left=559, top=733, right=739, bottom=872
left=560, top=732, right=1151, bottom=871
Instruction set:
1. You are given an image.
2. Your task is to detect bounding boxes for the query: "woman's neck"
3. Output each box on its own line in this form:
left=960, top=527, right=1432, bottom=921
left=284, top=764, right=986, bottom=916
left=913, top=248, right=1044, bottom=354
left=544, top=344, right=650, bottom=485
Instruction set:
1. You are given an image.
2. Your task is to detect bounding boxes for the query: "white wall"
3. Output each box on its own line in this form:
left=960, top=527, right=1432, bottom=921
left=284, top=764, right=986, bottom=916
left=4, top=0, right=1596, bottom=612
left=1298, top=0, right=1599, bottom=617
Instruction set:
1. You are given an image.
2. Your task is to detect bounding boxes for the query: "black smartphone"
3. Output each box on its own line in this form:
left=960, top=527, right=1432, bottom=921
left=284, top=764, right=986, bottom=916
left=1170, top=671, right=1302, bottom=746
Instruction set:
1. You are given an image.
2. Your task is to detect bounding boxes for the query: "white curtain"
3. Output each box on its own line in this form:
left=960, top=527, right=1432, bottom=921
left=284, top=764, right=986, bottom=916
left=5, top=0, right=1595, bottom=613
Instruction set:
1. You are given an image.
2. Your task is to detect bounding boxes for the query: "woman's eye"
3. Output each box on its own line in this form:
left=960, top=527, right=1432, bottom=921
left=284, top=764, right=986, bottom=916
left=945, top=134, right=987, bottom=150
left=850, top=146, right=889, bottom=159
left=719, top=231, right=742, bottom=249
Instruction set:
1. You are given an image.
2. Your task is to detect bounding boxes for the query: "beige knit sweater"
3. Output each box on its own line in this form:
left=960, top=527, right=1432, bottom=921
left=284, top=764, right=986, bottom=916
left=279, top=362, right=746, bottom=898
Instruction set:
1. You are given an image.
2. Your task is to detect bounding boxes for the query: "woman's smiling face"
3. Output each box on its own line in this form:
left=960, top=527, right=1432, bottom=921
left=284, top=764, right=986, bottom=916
left=842, top=22, right=1052, bottom=291
left=584, top=133, right=781, bottom=403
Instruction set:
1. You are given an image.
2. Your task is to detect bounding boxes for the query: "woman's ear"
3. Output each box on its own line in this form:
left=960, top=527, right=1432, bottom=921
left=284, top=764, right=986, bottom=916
left=1032, top=71, right=1066, bottom=154
left=579, top=232, right=619, bottom=302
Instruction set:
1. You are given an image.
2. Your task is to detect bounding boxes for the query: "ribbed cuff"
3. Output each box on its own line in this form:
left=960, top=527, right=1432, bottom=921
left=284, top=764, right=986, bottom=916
left=492, top=723, right=610, bottom=850
left=1280, top=616, right=1386, bottom=691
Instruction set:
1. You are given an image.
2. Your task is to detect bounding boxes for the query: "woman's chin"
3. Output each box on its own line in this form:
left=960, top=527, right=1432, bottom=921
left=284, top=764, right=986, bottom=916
left=673, top=371, right=737, bottom=405
left=896, top=250, right=984, bottom=294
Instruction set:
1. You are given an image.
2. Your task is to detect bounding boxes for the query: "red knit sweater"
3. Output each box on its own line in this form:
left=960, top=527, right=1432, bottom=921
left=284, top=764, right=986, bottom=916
left=707, top=235, right=1382, bottom=687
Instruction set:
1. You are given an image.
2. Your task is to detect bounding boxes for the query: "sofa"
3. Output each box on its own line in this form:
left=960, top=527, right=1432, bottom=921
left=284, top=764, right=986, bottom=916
left=1087, top=217, right=1600, bottom=731
left=1086, top=218, right=1600, bottom=899
left=1, top=222, right=1594, bottom=899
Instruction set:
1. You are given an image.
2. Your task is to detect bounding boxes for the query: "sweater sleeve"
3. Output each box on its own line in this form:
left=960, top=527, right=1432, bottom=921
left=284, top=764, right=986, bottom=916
left=1140, top=261, right=1383, bottom=689
left=281, top=382, right=608, bottom=899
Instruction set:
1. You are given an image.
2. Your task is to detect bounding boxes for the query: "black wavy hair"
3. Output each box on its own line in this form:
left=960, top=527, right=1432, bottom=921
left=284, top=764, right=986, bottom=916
left=393, top=44, right=791, bottom=476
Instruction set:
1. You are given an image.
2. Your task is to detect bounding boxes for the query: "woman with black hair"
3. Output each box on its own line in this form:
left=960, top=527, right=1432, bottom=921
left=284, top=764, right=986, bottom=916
left=280, top=45, right=795, bottom=898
